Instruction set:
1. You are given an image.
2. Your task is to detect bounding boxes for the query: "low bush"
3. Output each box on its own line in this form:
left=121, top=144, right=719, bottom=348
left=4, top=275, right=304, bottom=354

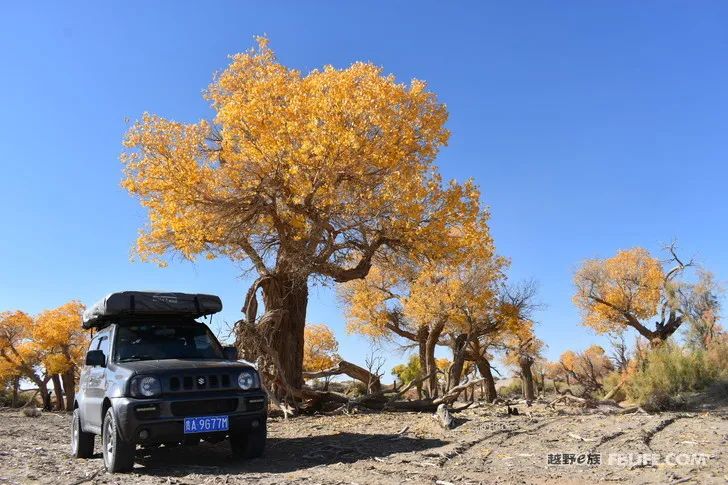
left=498, top=380, right=523, bottom=398
left=624, top=341, right=727, bottom=410
left=599, top=371, right=626, bottom=402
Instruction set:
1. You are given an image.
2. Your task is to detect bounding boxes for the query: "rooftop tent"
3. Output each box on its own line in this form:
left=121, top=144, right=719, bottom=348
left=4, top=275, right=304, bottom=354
left=82, top=291, right=223, bottom=329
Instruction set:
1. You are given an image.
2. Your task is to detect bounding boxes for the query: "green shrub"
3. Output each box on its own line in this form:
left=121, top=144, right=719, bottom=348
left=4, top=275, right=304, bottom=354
left=625, top=342, right=721, bottom=410
left=599, top=371, right=626, bottom=402
left=498, top=380, right=523, bottom=398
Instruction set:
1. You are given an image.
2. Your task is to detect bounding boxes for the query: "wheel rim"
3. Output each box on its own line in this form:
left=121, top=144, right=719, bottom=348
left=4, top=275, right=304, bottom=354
left=104, top=419, right=114, bottom=464
left=72, top=415, right=79, bottom=452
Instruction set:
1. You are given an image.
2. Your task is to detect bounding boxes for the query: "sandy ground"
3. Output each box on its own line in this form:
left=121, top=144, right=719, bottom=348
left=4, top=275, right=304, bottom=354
left=0, top=399, right=726, bottom=485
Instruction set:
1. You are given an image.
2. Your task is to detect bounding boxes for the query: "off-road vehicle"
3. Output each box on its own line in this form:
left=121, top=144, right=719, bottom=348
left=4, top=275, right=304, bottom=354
left=71, top=291, right=267, bottom=473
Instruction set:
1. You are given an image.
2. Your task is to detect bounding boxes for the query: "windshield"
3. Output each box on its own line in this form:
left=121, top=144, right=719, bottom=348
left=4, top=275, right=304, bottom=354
left=114, top=322, right=225, bottom=362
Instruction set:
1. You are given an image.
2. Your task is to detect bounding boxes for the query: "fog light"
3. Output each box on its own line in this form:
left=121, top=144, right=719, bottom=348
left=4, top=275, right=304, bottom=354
left=251, top=419, right=259, bottom=429
left=139, top=429, right=150, bottom=440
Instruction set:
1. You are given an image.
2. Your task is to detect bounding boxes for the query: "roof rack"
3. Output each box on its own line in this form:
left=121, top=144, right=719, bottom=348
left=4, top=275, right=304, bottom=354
left=82, top=291, right=222, bottom=329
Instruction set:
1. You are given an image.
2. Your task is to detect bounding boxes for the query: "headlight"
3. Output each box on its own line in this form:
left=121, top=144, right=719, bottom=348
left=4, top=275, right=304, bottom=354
left=237, top=370, right=258, bottom=390
left=130, top=376, right=161, bottom=398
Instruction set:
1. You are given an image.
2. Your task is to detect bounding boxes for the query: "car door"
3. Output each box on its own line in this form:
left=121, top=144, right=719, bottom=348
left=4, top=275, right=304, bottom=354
left=83, top=329, right=111, bottom=431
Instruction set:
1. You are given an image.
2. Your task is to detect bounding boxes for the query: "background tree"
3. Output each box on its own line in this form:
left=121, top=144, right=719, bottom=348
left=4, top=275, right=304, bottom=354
left=122, top=37, right=483, bottom=396
left=34, top=301, right=88, bottom=411
left=503, top=323, right=543, bottom=401
left=0, top=311, right=51, bottom=409
left=573, top=244, right=714, bottom=346
left=302, top=324, right=339, bottom=373
left=342, top=234, right=502, bottom=398
left=558, top=345, right=614, bottom=396
left=391, top=355, right=424, bottom=398
left=681, top=269, right=723, bottom=350
left=0, top=357, right=22, bottom=407
left=608, top=331, right=630, bottom=372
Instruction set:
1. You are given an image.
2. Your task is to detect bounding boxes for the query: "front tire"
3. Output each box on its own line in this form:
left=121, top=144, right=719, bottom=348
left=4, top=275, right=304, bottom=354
left=230, top=425, right=266, bottom=458
left=102, top=408, right=135, bottom=473
left=71, top=409, right=94, bottom=458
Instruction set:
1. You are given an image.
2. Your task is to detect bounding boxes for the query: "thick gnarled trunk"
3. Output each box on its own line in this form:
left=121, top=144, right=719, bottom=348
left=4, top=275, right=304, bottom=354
left=448, top=333, right=468, bottom=391
left=476, top=357, right=498, bottom=403
left=62, top=370, right=76, bottom=411
left=262, top=275, right=308, bottom=394
left=424, top=321, right=445, bottom=398
left=519, top=355, right=535, bottom=401
left=51, top=374, right=65, bottom=410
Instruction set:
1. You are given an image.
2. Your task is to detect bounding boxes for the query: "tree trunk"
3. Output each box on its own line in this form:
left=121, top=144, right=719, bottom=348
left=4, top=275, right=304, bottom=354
left=475, top=357, right=498, bottom=403
left=61, top=369, right=76, bottom=411
left=39, top=381, right=51, bottom=410
left=417, top=327, right=429, bottom=398
left=51, top=374, right=65, bottom=410
left=519, top=355, right=535, bottom=401
left=448, top=334, right=468, bottom=391
left=302, top=360, right=381, bottom=393
left=424, top=321, right=444, bottom=398
left=261, top=274, right=309, bottom=394
left=11, top=377, right=19, bottom=408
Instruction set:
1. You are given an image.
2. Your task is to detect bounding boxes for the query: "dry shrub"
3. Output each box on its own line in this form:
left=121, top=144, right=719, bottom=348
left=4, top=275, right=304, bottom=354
left=599, top=371, right=627, bottom=402
left=625, top=341, right=727, bottom=410
left=498, top=380, right=523, bottom=398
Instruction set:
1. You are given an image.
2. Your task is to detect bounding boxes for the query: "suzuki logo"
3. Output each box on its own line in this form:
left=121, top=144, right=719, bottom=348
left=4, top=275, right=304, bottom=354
left=197, top=377, right=205, bottom=386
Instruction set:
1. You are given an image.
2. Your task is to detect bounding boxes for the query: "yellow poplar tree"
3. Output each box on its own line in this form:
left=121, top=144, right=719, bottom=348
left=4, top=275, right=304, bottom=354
left=573, top=245, right=715, bottom=346
left=0, top=311, right=52, bottom=408
left=302, top=324, right=339, bottom=373
left=34, top=301, right=88, bottom=410
left=122, top=37, right=483, bottom=391
left=342, top=229, right=504, bottom=398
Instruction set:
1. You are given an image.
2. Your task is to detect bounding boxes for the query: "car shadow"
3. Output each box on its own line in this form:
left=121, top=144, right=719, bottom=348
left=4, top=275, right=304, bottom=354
left=132, top=432, right=447, bottom=476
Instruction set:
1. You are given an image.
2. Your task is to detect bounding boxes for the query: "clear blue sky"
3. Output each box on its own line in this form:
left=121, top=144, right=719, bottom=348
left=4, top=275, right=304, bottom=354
left=1, top=2, right=726, bottom=379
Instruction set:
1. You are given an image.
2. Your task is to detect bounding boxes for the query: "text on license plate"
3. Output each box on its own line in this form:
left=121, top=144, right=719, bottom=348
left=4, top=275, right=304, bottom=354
left=184, top=415, right=229, bottom=434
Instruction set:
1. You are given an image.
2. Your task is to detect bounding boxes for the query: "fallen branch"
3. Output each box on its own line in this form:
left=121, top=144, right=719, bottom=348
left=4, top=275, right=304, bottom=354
left=548, top=394, right=620, bottom=409
left=303, top=360, right=382, bottom=393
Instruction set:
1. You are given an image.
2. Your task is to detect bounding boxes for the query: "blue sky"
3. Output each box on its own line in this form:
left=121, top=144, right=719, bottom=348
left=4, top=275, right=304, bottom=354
left=1, top=2, right=726, bottom=380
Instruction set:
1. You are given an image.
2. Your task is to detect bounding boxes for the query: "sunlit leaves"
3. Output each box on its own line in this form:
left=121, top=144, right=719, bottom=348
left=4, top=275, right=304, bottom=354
left=573, top=248, right=664, bottom=333
left=121, top=37, right=476, bottom=281
left=303, top=324, right=339, bottom=373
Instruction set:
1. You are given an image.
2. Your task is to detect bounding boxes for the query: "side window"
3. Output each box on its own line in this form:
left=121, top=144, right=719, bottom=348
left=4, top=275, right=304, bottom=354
left=97, top=336, right=110, bottom=357
left=87, top=336, right=100, bottom=355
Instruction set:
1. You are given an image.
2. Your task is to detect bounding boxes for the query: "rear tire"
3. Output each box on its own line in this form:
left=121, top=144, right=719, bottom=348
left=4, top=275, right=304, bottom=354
left=71, top=409, right=94, bottom=458
left=102, top=408, right=135, bottom=473
left=230, top=425, right=266, bottom=458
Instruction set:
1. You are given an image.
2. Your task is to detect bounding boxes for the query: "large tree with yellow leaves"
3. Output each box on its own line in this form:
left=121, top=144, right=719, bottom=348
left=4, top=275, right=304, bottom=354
left=122, top=38, right=482, bottom=394
left=573, top=244, right=716, bottom=346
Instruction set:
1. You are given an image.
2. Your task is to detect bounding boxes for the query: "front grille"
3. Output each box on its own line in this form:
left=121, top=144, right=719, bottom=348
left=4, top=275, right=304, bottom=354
left=170, top=398, right=239, bottom=417
left=166, top=373, right=235, bottom=393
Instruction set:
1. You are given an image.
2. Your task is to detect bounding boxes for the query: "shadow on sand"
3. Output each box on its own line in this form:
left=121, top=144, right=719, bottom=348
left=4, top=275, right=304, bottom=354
left=131, top=431, right=447, bottom=476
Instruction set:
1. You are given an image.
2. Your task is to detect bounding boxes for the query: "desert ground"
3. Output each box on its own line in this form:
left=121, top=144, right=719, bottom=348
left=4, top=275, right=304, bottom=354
left=0, top=395, right=727, bottom=485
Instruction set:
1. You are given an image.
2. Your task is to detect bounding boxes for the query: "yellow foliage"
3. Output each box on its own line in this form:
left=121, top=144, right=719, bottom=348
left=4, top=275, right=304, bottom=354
left=0, top=303, right=88, bottom=379
left=0, top=311, right=36, bottom=373
left=573, top=248, right=664, bottom=334
left=303, top=324, right=339, bottom=373
left=121, top=37, right=482, bottom=281
left=34, top=301, right=88, bottom=374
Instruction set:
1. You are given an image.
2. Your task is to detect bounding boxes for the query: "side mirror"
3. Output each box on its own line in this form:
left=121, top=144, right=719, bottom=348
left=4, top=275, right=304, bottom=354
left=223, top=346, right=239, bottom=361
left=85, top=350, right=106, bottom=367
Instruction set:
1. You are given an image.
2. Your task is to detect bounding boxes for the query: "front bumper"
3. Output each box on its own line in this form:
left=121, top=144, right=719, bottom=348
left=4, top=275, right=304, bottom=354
left=111, top=391, right=267, bottom=444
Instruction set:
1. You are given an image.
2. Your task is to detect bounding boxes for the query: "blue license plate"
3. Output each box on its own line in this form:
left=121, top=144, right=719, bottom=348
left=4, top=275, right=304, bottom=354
left=183, top=415, right=229, bottom=434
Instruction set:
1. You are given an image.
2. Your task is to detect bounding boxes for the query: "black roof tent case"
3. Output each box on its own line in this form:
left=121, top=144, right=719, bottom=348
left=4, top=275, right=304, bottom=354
left=82, top=291, right=223, bottom=329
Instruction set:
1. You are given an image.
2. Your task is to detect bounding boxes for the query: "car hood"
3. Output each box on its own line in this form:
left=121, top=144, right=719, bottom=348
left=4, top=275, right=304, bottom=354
left=117, top=359, right=253, bottom=374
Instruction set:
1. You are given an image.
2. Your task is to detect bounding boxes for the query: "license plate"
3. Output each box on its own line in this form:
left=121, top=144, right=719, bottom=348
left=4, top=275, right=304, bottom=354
left=183, top=415, right=229, bottom=434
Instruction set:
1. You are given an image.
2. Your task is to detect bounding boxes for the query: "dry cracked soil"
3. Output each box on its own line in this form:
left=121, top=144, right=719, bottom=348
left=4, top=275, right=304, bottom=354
left=0, top=399, right=727, bottom=485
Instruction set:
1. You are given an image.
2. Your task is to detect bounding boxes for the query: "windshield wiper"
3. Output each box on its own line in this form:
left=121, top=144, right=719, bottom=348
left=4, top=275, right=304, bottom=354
left=118, top=355, right=155, bottom=362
